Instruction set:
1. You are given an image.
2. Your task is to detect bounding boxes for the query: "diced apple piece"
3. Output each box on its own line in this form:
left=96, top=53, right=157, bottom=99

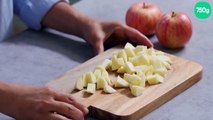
left=155, top=51, right=165, bottom=55
left=124, top=42, right=135, bottom=49
left=94, top=69, right=102, bottom=80
left=101, top=70, right=112, bottom=85
left=82, top=74, right=88, bottom=87
left=140, top=53, right=150, bottom=65
left=150, top=56, right=165, bottom=69
left=134, top=45, right=147, bottom=54
left=124, top=62, right=136, bottom=74
left=128, top=57, right=137, bottom=66
left=104, top=85, right=116, bottom=94
left=154, top=67, right=168, bottom=77
left=101, top=59, right=112, bottom=70
left=157, top=55, right=172, bottom=64
left=136, top=72, right=146, bottom=87
left=112, top=55, right=125, bottom=71
left=135, top=65, right=151, bottom=73
left=117, top=50, right=128, bottom=62
left=130, top=54, right=151, bottom=66
left=162, top=61, right=172, bottom=70
left=114, top=76, right=129, bottom=88
left=145, top=70, right=154, bottom=82
left=75, top=76, right=84, bottom=90
left=85, top=72, right=96, bottom=84
left=86, top=83, right=96, bottom=94
left=146, top=47, right=156, bottom=56
left=129, top=54, right=150, bottom=66
left=147, top=74, right=164, bottom=85
left=124, top=48, right=135, bottom=58
left=129, top=74, right=143, bottom=86
left=117, top=66, right=126, bottom=74
left=97, top=77, right=108, bottom=89
left=124, top=74, right=142, bottom=86
left=153, top=55, right=172, bottom=70
left=94, top=66, right=112, bottom=85
left=124, top=73, right=130, bottom=82
left=130, top=85, right=144, bottom=97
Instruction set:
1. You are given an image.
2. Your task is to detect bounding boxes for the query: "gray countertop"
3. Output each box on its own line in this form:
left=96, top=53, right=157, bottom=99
left=0, top=0, right=213, bottom=120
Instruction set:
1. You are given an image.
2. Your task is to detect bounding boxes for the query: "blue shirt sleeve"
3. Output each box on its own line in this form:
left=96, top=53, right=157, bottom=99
left=14, top=0, right=69, bottom=30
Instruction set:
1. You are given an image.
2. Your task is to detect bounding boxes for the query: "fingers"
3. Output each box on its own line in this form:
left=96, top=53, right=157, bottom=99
left=53, top=92, right=88, bottom=115
left=102, top=21, right=153, bottom=48
left=67, top=97, right=89, bottom=116
left=93, top=40, right=104, bottom=55
left=49, top=113, right=69, bottom=120
left=51, top=101, right=84, bottom=120
left=124, top=26, right=153, bottom=47
left=90, top=33, right=105, bottom=55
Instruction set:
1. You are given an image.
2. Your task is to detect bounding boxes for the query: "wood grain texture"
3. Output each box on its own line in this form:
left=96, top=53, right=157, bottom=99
left=47, top=45, right=202, bottom=120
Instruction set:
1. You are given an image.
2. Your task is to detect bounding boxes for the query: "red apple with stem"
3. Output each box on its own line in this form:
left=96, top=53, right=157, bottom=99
left=156, top=12, right=193, bottom=48
left=126, top=2, right=162, bottom=36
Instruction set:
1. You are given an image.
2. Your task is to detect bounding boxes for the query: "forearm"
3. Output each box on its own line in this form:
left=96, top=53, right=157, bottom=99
left=42, top=2, right=96, bottom=39
left=0, top=81, right=16, bottom=117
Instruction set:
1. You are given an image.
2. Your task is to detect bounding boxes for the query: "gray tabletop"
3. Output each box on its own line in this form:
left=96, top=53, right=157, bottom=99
left=0, top=0, right=213, bottom=120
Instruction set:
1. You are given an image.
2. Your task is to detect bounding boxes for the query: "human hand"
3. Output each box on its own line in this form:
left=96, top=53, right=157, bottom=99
left=5, top=84, right=88, bottom=120
left=82, top=20, right=153, bottom=54
left=41, top=2, right=152, bottom=54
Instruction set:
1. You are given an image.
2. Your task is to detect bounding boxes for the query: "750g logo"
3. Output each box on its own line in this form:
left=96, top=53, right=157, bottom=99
left=194, top=1, right=211, bottom=19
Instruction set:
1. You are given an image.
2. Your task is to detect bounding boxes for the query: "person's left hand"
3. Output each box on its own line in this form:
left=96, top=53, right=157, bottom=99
left=82, top=20, right=153, bottom=54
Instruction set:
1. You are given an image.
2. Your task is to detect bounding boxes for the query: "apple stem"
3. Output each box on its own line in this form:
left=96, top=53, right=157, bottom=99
left=172, top=12, right=176, bottom=17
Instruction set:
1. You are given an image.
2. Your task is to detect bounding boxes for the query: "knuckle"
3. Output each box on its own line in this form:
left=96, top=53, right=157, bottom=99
left=68, top=95, right=76, bottom=102
left=92, top=34, right=104, bottom=41
left=36, top=100, right=52, bottom=110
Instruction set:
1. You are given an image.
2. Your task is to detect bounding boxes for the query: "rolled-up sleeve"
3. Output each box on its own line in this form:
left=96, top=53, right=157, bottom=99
left=14, top=0, right=69, bottom=30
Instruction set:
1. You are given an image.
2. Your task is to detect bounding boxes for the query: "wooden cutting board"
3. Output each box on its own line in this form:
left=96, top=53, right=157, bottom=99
left=47, top=45, right=202, bottom=120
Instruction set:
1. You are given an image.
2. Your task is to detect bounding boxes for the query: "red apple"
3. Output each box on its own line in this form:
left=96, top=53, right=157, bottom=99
left=126, top=2, right=162, bottom=36
left=156, top=12, right=193, bottom=48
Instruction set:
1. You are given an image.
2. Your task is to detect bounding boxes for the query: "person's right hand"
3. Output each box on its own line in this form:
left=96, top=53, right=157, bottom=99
left=4, top=84, right=88, bottom=120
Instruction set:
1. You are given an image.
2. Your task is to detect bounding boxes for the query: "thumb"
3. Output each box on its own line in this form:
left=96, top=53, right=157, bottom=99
left=93, top=40, right=104, bottom=55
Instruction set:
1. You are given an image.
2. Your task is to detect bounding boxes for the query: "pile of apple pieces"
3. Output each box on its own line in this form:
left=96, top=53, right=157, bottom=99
left=75, top=43, right=172, bottom=97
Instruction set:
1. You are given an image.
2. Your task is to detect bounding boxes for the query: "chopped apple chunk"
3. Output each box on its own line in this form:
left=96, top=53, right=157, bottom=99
left=104, top=85, right=116, bottom=94
left=75, top=76, right=84, bottom=90
left=124, top=62, right=136, bottom=74
left=101, top=59, right=112, bottom=70
left=147, top=74, right=164, bottom=85
left=112, top=55, right=125, bottom=71
left=94, top=69, right=102, bottom=80
left=130, top=85, right=144, bottom=97
left=114, top=76, right=129, bottom=88
left=124, top=42, right=135, bottom=49
left=117, top=50, right=128, bottom=62
left=97, top=77, right=108, bottom=90
left=124, top=48, right=135, bottom=58
left=117, top=66, right=126, bottom=74
left=134, top=45, right=147, bottom=54
left=86, top=83, right=96, bottom=94
left=85, top=72, right=96, bottom=84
